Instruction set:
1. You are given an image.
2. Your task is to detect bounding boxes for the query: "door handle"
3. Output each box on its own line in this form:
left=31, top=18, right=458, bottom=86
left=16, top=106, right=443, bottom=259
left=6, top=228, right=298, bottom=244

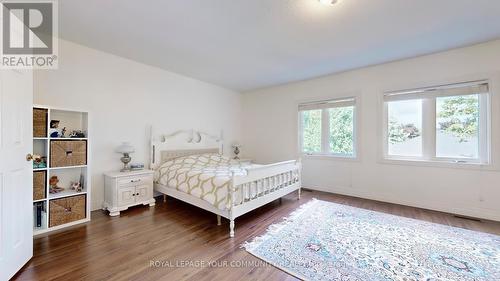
left=26, top=153, right=33, bottom=161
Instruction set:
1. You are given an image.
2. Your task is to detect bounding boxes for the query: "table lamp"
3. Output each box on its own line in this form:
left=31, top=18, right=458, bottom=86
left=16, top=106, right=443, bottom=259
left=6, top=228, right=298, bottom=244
left=116, top=142, right=135, bottom=172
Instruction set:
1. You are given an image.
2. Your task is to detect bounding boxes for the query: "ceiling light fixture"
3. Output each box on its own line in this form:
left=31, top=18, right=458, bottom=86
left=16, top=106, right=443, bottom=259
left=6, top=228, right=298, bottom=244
left=319, top=0, right=338, bottom=6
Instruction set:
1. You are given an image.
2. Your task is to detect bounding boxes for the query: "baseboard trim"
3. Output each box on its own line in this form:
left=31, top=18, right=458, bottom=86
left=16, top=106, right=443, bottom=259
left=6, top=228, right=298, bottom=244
left=305, top=185, right=500, bottom=222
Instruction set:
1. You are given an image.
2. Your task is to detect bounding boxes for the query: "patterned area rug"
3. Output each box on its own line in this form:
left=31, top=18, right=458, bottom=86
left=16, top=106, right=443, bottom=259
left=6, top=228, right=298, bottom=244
left=243, top=199, right=500, bottom=281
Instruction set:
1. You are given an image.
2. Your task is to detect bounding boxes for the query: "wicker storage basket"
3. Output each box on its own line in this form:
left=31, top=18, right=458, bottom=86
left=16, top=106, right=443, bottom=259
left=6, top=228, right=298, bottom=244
left=33, top=108, right=48, bottom=137
left=33, top=171, right=46, bottom=201
left=50, top=140, right=87, bottom=167
left=49, top=194, right=86, bottom=227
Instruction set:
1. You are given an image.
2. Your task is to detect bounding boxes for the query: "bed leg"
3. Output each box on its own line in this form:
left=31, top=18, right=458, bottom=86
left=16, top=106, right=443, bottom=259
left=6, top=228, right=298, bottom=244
left=229, top=220, right=235, bottom=238
left=298, top=188, right=301, bottom=200
left=163, top=195, right=167, bottom=203
left=217, top=215, right=221, bottom=226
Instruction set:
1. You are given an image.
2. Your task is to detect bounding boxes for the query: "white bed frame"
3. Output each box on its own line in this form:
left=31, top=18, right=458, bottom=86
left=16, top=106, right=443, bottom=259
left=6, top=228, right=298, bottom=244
left=150, top=128, right=302, bottom=238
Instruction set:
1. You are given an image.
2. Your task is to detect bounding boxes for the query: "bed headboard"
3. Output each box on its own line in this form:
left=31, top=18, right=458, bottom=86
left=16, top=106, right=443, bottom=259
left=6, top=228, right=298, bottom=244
left=150, top=127, right=223, bottom=170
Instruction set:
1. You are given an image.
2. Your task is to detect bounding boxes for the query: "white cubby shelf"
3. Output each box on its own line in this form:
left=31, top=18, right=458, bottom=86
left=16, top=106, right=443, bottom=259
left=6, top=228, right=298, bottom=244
left=32, top=105, right=91, bottom=236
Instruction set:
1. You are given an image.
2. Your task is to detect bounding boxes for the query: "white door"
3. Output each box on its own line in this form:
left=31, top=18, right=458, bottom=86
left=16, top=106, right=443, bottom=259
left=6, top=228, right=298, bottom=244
left=0, top=69, right=34, bottom=281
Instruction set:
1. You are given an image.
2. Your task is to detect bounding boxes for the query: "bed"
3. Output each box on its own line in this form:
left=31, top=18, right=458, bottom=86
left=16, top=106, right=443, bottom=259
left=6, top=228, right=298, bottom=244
left=150, top=129, right=302, bottom=237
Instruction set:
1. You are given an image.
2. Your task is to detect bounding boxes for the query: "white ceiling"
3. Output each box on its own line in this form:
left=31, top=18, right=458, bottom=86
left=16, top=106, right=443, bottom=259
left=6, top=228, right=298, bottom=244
left=59, top=0, right=500, bottom=91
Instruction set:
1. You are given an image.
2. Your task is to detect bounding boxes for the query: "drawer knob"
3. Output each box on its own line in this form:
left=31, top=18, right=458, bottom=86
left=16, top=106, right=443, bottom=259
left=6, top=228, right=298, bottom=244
left=130, top=179, right=141, bottom=183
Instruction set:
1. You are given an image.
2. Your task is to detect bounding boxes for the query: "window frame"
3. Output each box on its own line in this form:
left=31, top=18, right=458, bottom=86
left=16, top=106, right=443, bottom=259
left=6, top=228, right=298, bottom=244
left=381, top=80, right=491, bottom=165
left=298, top=97, right=358, bottom=159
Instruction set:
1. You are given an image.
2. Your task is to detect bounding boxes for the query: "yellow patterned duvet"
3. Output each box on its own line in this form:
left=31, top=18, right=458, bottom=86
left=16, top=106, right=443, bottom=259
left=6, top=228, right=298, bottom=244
left=155, top=153, right=253, bottom=210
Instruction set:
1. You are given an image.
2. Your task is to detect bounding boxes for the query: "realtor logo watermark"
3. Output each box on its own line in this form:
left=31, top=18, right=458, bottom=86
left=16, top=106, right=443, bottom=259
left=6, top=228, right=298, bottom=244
left=1, top=1, right=58, bottom=69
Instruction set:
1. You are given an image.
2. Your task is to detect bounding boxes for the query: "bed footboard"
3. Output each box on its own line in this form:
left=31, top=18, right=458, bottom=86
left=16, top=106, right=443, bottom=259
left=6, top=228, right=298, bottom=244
left=227, top=159, right=302, bottom=237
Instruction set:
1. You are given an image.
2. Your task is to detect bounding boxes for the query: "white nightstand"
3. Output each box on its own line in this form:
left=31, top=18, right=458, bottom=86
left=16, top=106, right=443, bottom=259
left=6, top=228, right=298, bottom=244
left=103, top=170, right=155, bottom=216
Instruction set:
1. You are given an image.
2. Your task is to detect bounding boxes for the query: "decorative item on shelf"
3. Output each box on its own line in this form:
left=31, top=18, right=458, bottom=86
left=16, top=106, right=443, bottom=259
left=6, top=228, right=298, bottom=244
left=70, top=181, right=83, bottom=192
left=49, top=120, right=65, bottom=138
left=49, top=176, right=64, bottom=194
left=116, top=142, right=135, bottom=172
left=130, top=163, right=145, bottom=171
left=232, top=143, right=241, bottom=160
left=79, top=174, right=85, bottom=191
left=32, top=154, right=47, bottom=169
left=69, top=130, right=86, bottom=138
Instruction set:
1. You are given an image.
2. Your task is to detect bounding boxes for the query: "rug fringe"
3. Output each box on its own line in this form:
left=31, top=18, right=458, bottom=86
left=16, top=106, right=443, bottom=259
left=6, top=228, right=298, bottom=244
left=242, top=198, right=319, bottom=251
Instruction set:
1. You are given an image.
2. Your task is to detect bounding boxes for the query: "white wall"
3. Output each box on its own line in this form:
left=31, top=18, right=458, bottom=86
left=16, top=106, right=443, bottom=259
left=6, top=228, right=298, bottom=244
left=242, top=40, right=500, bottom=221
left=34, top=39, right=242, bottom=211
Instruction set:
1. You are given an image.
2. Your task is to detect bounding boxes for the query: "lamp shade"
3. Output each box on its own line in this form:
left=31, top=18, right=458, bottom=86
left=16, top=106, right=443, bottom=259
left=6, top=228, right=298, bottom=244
left=116, top=142, right=135, bottom=154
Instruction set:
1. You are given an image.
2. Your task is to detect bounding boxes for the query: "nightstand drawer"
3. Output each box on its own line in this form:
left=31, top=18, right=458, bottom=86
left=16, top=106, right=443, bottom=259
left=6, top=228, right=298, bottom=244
left=117, top=175, right=153, bottom=187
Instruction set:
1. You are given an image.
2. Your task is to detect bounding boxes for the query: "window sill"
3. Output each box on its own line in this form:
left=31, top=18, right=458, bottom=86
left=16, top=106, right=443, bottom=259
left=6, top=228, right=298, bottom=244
left=301, top=153, right=359, bottom=162
left=379, top=157, right=497, bottom=171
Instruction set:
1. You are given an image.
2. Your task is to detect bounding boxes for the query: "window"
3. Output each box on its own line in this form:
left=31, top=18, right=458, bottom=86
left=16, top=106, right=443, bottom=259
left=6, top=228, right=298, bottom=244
left=387, top=100, right=423, bottom=157
left=329, top=106, right=355, bottom=155
left=436, top=94, right=480, bottom=159
left=383, top=81, right=489, bottom=164
left=301, top=109, right=322, bottom=153
left=299, top=98, right=356, bottom=157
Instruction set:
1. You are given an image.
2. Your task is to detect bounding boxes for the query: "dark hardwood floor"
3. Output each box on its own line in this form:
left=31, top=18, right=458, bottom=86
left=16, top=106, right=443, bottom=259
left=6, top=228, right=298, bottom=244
left=14, top=190, right=500, bottom=281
